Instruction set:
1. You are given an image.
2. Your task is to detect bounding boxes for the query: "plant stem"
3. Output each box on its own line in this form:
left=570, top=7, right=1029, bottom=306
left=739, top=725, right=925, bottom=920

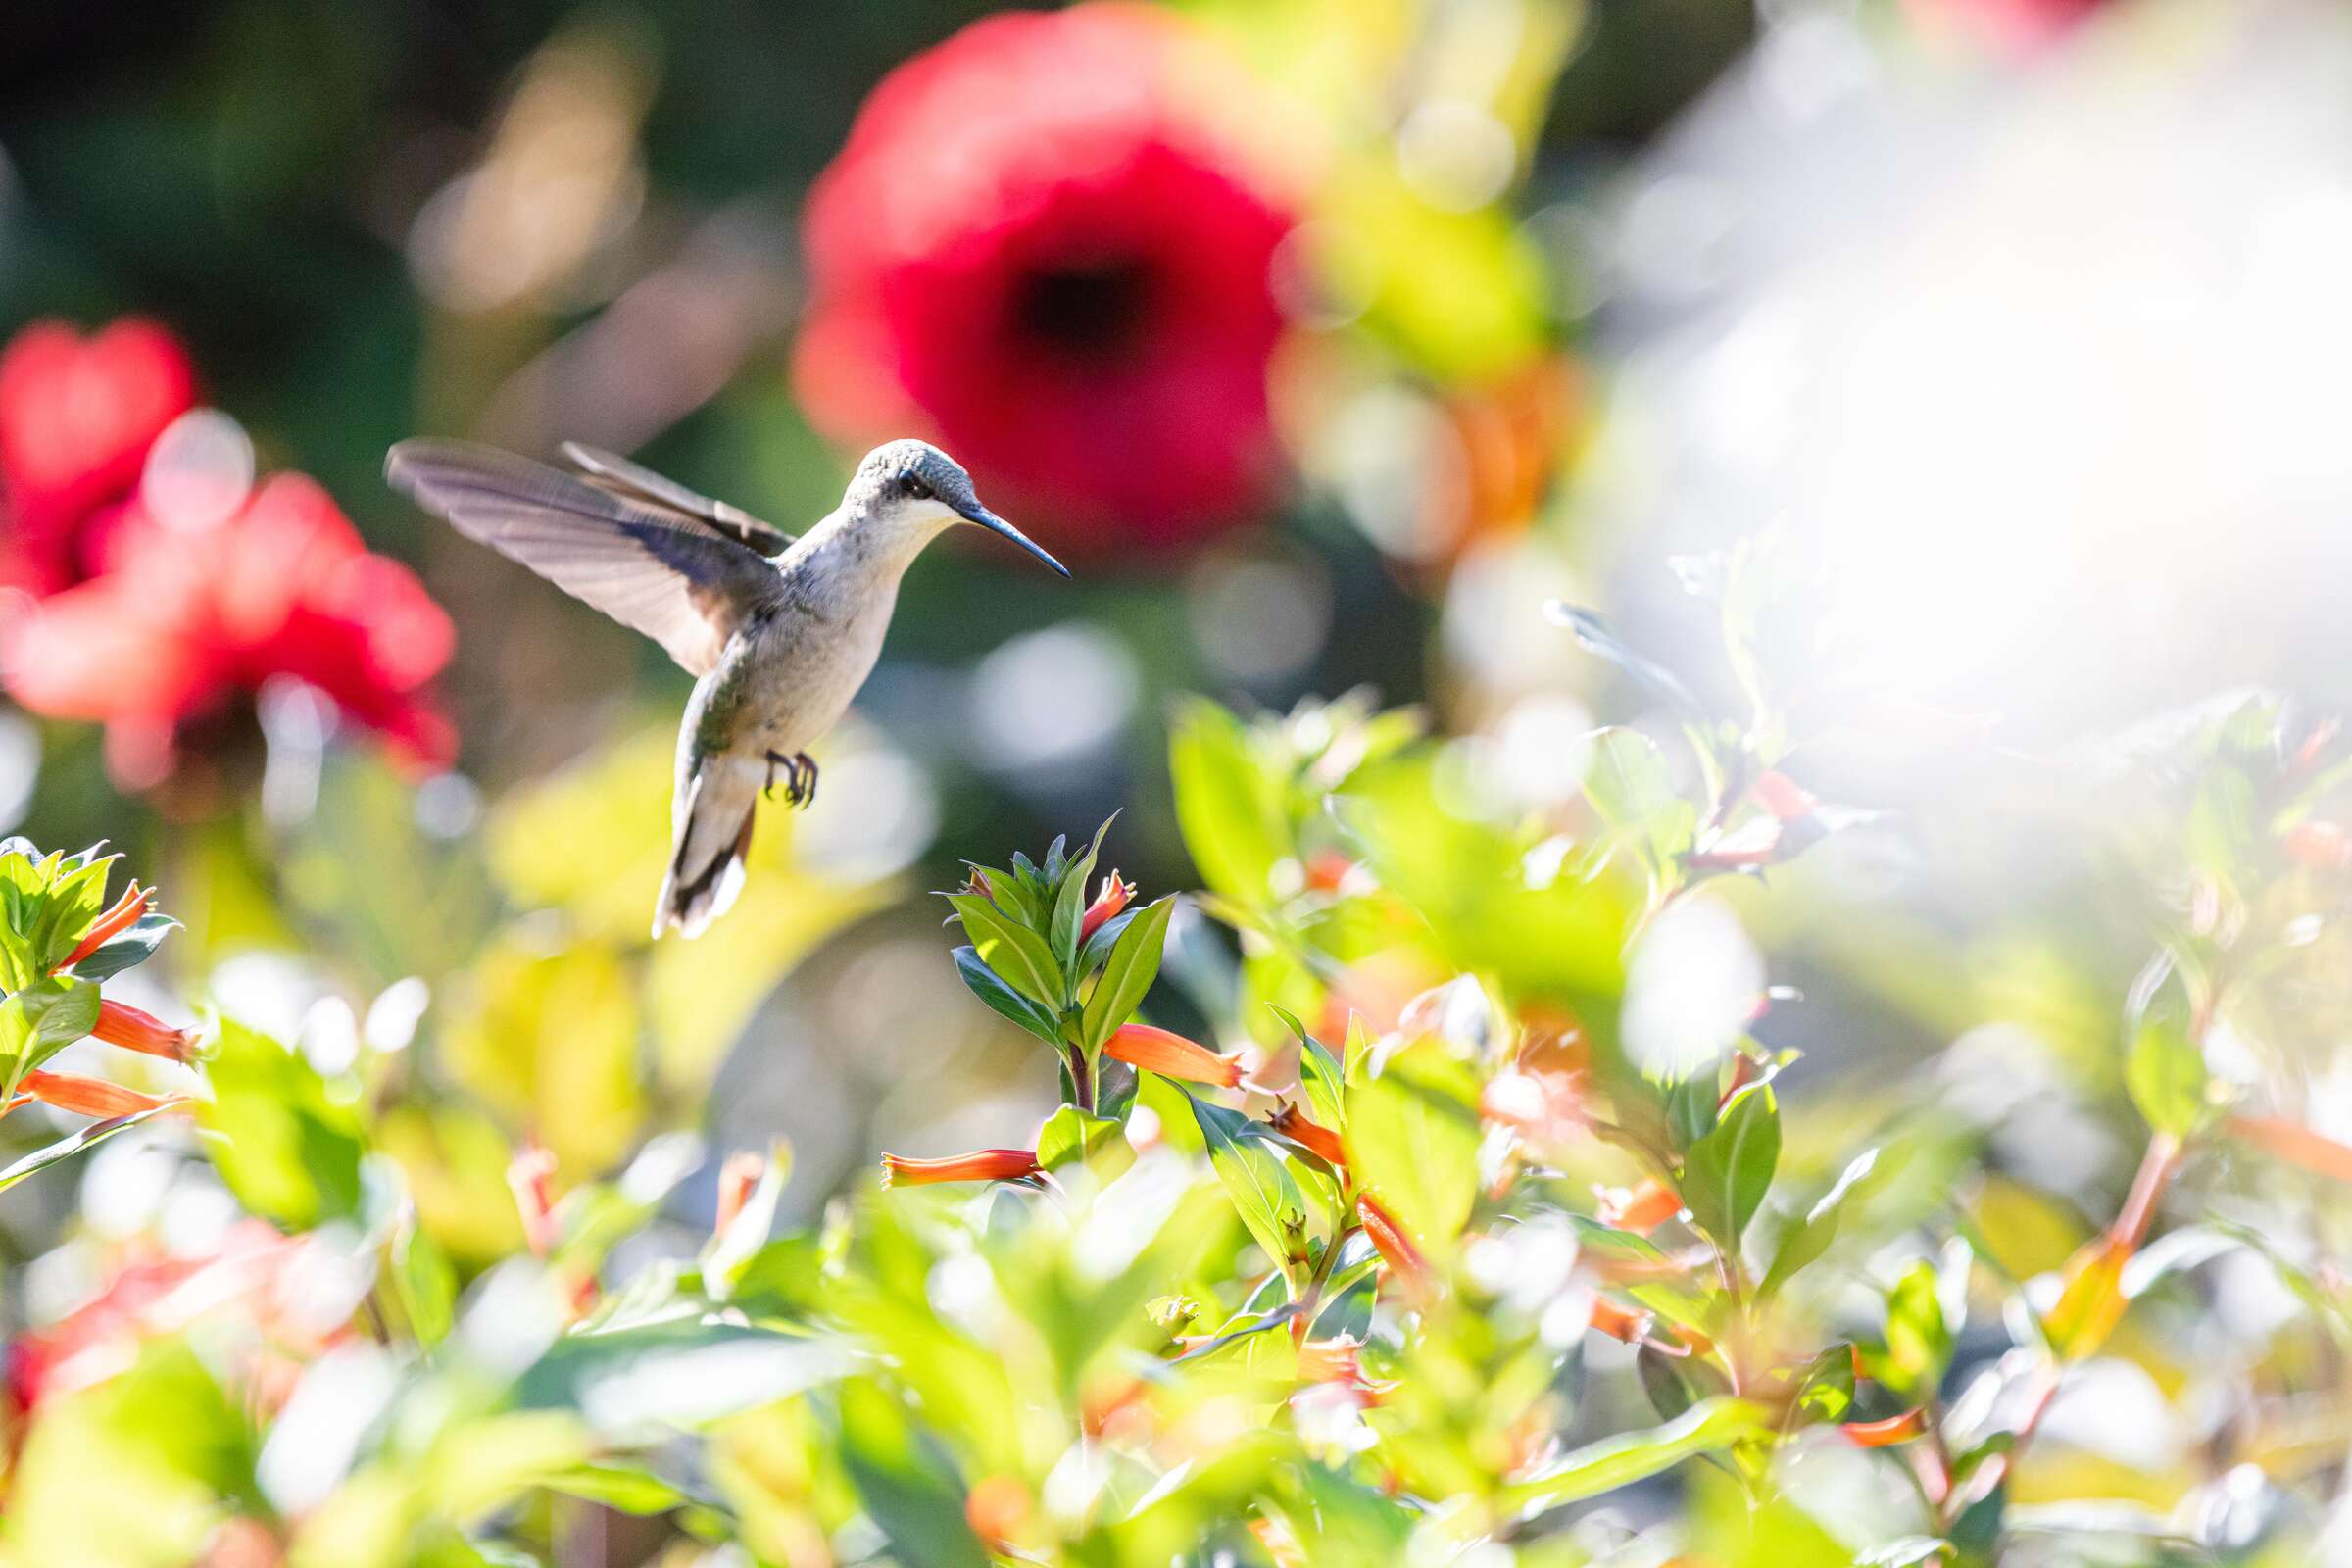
left=1065, top=1042, right=1095, bottom=1113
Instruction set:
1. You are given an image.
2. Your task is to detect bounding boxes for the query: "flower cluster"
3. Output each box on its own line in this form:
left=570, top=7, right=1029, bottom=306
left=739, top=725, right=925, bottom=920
left=0, top=318, right=455, bottom=791
left=797, top=4, right=1296, bottom=557
left=0, top=841, right=199, bottom=1140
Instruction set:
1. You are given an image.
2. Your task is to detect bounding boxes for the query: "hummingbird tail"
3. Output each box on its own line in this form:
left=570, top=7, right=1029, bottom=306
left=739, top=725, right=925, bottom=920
left=656, top=759, right=760, bottom=939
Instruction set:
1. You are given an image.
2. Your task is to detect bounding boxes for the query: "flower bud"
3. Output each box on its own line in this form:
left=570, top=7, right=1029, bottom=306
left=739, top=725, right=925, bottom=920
left=1104, top=1024, right=1241, bottom=1088
left=879, top=1149, right=1043, bottom=1187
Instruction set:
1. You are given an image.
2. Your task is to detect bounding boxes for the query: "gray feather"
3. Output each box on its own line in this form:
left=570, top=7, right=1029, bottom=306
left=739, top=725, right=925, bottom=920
left=386, top=439, right=780, bottom=676
left=561, top=442, right=796, bottom=556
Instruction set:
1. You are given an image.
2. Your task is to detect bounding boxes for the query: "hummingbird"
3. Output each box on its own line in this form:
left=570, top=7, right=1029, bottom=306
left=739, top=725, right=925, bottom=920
left=385, top=437, right=1068, bottom=939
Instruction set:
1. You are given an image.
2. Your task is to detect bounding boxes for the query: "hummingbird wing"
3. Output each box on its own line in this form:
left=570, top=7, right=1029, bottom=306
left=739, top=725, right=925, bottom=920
left=561, top=443, right=797, bottom=557
left=387, top=439, right=779, bottom=676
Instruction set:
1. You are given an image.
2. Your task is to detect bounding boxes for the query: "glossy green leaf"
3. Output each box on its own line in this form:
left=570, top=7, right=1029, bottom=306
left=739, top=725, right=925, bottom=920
left=1502, top=1399, right=1765, bottom=1523
left=1035, top=1105, right=1131, bottom=1180
left=946, top=894, right=1062, bottom=1008
left=0, top=974, right=101, bottom=1097
left=1170, top=701, right=1290, bottom=906
left=2125, top=1019, right=2211, bottom=1138
left=1681, top=1083, right=1779, bottom=1250
left=1342, top=1044, right=1481, bottom=1264
left=1191, top=1092, right=1315, bottom=1282
left=0, top=1103, right=177, bottom=1193
left=389, top=1216, right=458, bottom=1349
left=197, top=1017, right=367, bottom=1229
left=1785, top=1345, right=1856, bottom=1428
left=1762, top=1147, right=1882, bottom=1298
left=536, top=1462, right=693, bottom=1515
left=836, top=1377, right=989, bottom=1568
left=1882, top=1261, right=1952, bottom=1396
left=1079, top=894, right=1173, bottom=1051
left=952, top=945, right=1063, bottom=1045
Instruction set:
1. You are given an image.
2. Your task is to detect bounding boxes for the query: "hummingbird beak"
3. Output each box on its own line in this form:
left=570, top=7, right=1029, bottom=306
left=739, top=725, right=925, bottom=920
left=958, top=503, right=1069, bottom=577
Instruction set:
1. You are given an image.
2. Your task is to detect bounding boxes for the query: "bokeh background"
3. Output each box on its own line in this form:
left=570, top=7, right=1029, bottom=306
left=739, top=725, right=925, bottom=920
left=8, top=0, right=2352, bottom=1479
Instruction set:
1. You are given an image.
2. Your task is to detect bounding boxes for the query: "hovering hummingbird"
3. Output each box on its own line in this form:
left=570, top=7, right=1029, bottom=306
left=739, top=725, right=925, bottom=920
left=386, top=437, right=1068, bottom=939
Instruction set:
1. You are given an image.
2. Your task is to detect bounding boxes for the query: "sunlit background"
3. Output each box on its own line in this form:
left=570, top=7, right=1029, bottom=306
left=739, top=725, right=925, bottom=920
left=8, top=0, right=2352, bottom=1557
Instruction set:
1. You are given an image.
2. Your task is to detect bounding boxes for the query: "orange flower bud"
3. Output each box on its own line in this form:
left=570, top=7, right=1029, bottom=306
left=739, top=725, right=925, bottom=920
left=1079, top=871, right=1135, bottom=942
left=965, top=1475, right=1033, bottom=1546
left=1271, top=1103, right=1345, bottom=1166
left=1104, top=1024, right=1242, bottom=1088
left=1841, top=1407, right=1929, bottom=1447
left=1587, top=1297, right=1652, bottom=1344
left=2229, top=1112, right=2352, bottom=1182
left=879, top=1148, right=1043, bottom=1187
left=508, top=1143, right=560, bottom=1258
left=90, top=998, right=202, bottom=1062
left=1751, top=770, right=1818, bottom=822
left=1303, top=851, right=1357, bottom=894
left=1359, top=1196, right=1433, bottom=1299
left=713, top=1149, right=765, bottom=1237
left=1596, top=1179, right=1683, bottom=1235
left=58, top=881, right=150, bottom=971
left=2287, top=820, right=2352, bottom=871
left=14, top=1069, right=186, bottom=1120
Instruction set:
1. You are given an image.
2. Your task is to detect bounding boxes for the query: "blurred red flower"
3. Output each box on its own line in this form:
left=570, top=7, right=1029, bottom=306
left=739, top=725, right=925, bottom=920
left=4, top=473, right=455, bottom=790
left=1908, top=0, right=2107, bottom=52
left=796, top=4, right=1296, bottom=557
left=8, top=1223, right=342, bottom=1413
left=0, top=318, right=199, bottom=592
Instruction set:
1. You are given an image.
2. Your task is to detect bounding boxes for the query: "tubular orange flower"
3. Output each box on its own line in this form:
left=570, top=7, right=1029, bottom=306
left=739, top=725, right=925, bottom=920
left=508, top=1144, right=561, bottom=1258
left=90, top=999, right=202, bottom=1062
left=1587, top=1297, right=1653, bottom=1345
left=1079, top=871, right=1134, bottom=943
left=1841, top=1407, right=1929, bottom=1447
left=1596, top=1179, right=1683, bottom=1235
left=2230, top=1112, right=2352, bottom=1182
left=1359, top=1196, right=1433, bottom=1299
left=713, top=1149, right=765, bottom=1237
left=1104, top=1024, right=1242, bottom=1088
left=1271, top=1104, right=1345, bottom=1166
left=1751, top=770, right=1818, bottom=822
left=880, top=1148, right=1043, bottom=1188
left=965, top=1475, right=1033, bottom=1547
left=59, top=880, right=149, bottom=971
left=12, top=1069, right=185, bottom=1120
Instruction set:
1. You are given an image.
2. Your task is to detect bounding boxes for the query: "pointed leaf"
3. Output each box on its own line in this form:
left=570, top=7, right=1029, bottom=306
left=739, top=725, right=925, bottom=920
left=1681, top=1083, right=1780, bottom=1250
left=946, top=896, right=1062, bottom=1009
left=1080, top=896, right=1173, bottom=1051
left=953, top=947, right=1063, bottom=1045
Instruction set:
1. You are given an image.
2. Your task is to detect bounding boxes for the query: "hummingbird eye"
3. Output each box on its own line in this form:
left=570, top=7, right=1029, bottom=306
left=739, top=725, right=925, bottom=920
left=901, top=472, right=933, bottom=502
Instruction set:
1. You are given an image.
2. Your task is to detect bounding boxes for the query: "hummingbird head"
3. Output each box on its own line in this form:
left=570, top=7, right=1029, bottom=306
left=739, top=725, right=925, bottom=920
left=846, top=440, right=1069, bottom=576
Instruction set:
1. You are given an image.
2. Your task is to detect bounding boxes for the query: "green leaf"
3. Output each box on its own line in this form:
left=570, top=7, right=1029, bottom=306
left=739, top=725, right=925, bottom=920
left=1883, top=1261, right=1953, bottom=1396
left=535, top=1462, right=692, bottom=1515
left=1502, top=1399, right=1765, bottom=1522
left=1190, top=1093, right=1316, bottom=1282
left=1785, top=1345, right=1856, bottom=1428
left=1681, top=1083, right=1780, bottom=1250
left=1035, top=1105, right=1131, bottom=1180
left=1586, top=727, right=1697, bottom=879
left=1170, top=701, right=1291, bottom=906
left=964, top=864, right=1036, bottom=927
left=836, top=1378, right=989, bottom=1568
left=1342, top=1044, right=1481, bottom=1265
left=952, top=946, right=1063, bottom=1045
left=1079, top=895, right=1173, bottom=1051
left=0, top=1103, right=177, bottom=1193
left=0, top=975, right=101, bottom=1097
left=1762, top=1147, right=1883, bottom=1298
left=2125, top=1019, right=2211, bottom=1138
left=946, top=895, right=1062, bottom=1009
left=1667, top=1072, right=1721, bottom=1152
left=68, top=912, right=179, bottom=982
left=389, top=1217, right=458, bottom=1349
left=2042, top=1238, right=2130, bottom=1361
left=197, top=1017, right=367, bottom=1229
left=1546, top=603, right=1699, bottom=710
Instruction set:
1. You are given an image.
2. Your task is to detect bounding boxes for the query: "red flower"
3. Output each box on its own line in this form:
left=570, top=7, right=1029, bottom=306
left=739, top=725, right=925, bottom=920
left=1078, top=871, right=1135, bottom=943
left=89, top=999, right=203, bottom=1063
left=880, top=1148, right=1044, bottom=1187
left=1906, top=0, right=2107, bottom=53
left=796, top=4, right=1297, bottom=556
left=4, top=472, right=455, bottom=790
left=1104, top=1023, right=1242, bottom=1088
left=0, top=319, right=197, bottom=592
left=8, top=1223, right=336, bottom=1412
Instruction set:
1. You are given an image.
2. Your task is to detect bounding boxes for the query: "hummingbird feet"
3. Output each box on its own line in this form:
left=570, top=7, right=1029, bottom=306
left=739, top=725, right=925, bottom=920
left=763, top=751, right=820, bottom=808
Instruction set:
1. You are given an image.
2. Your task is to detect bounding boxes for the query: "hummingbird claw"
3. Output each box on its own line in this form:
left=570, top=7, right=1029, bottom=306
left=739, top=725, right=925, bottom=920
left=793, top=753, right=818, bottom=808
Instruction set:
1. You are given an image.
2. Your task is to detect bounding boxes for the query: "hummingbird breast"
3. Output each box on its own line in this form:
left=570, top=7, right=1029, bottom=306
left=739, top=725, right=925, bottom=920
left=727, top=579, right=900, bottom=759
